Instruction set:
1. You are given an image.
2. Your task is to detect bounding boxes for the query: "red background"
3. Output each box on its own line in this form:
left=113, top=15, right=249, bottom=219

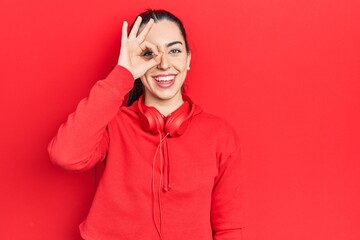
left=1, top=0, right=359, bottom=239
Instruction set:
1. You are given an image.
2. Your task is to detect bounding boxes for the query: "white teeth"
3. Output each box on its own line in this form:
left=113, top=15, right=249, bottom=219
left=154, top=75, right=175, bottom=82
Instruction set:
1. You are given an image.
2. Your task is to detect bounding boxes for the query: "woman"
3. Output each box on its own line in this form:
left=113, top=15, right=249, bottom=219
left=48, top=9, right=243, bottom=240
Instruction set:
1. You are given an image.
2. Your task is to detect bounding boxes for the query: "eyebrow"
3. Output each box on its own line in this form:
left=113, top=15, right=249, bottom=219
left=166, top=41, right=183, bottom=47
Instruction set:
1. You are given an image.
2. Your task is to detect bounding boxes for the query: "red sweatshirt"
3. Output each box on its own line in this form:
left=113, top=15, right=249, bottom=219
left=48, top=65, right=244, bottom=240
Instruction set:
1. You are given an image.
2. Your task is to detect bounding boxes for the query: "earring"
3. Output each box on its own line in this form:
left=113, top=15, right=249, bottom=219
left=187, top=67, right=190, bottom=70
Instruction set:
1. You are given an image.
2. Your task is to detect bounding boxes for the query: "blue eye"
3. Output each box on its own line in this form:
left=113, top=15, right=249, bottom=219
left=169, top=49, right=181, bottom=54
left=143, top=50, right=154, bottom=58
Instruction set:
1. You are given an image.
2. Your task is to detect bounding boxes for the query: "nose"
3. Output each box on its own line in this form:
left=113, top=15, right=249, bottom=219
left=157, top=53, right=170, bottom=70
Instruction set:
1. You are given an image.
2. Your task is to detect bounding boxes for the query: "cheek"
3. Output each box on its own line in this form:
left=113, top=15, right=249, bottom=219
left=171, top=57, right=188, bottom=71
left=139, top=76, right=148, bottom=86
left=141, top=69, right=154, bottom=82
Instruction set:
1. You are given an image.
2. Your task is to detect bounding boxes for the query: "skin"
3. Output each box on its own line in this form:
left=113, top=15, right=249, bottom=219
left=118, top=17, right=191, bottom=116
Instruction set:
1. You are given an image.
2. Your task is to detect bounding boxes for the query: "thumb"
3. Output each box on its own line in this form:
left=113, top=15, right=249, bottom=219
left=143, top=52, right=163, bottom=70
left=134, top=53, right=163, bottom=79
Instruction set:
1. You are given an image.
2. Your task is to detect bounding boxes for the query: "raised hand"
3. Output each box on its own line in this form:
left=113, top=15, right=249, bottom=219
left=118, top=16, right=162, bottom=79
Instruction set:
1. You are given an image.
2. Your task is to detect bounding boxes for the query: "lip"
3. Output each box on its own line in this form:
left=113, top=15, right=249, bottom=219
left=152, top=74, right=176, bottom=88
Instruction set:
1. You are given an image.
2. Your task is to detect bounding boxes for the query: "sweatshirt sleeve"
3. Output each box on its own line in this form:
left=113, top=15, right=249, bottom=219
left=48, top=65, right=134, bottom=172
left=211, top=125, right=244, bottom=240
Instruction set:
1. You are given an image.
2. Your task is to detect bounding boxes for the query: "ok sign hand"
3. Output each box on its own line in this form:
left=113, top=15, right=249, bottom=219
left=118, top=16, right=162, bottom=79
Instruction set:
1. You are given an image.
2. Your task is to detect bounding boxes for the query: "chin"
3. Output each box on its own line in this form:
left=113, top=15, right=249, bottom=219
left=156, top=91, right=181, bottom=100
left=147, top=88, right=183, bottom=102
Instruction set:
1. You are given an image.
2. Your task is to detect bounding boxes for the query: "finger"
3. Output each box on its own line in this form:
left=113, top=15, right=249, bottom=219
left=129, top=16, right=142, bottom=40
left=134, top=53, right=163, bottom=79
left=139, top=41, right=159, bottom=55
left=136, top=18, right=154, bottom=43
left=147, top=52, right=163, bottom=68
left=153, top=52, right=163, bottom=65
left=121, top=21, right=128, bottom=44
left=141, top=53, right=162, bottom=72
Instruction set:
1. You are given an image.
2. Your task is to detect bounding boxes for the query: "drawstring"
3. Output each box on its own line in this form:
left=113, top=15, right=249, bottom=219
left=152, top=131, right=169, bottom=240
left=163, top=138, right=171, bottom=192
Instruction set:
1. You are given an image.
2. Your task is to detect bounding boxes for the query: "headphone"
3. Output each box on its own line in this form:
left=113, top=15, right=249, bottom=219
left=137, top=95, right=195, bottom=137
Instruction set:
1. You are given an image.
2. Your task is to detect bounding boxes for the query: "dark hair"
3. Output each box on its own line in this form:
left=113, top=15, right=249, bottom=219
left=127, top=9, right=190, bottom=106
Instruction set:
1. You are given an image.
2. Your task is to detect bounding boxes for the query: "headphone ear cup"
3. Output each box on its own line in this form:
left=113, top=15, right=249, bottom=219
left=165, top=112, right=188, bottom=137
left=140, top=107, right=164, bottom=134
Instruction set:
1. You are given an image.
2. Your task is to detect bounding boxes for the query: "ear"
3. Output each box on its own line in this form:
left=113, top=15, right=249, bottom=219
left=186, top=52, right=192, bottom=70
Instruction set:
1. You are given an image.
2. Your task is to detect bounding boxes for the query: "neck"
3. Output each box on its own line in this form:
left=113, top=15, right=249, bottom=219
left=144, top=94, right=184, bottom=116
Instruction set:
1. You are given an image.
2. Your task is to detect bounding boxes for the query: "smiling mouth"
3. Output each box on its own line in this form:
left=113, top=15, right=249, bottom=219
left=153, top=75, right=176, bottom=82
left=153, top=74, right=176, bottom=88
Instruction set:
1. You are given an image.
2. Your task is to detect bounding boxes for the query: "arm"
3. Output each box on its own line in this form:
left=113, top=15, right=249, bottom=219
left=48, top=16, right=162, bottom=172
left=211, top=128, right=244, bottom=240
left=48, top=66, right=134, bottom=171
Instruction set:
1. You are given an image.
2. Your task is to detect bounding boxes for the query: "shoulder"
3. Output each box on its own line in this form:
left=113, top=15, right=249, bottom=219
left=192, top=105, right=237, bottom=134
left=191, top=104, right=240, bottom=152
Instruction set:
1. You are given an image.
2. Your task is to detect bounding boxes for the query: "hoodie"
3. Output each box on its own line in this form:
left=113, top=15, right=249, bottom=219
left=48, top=65, right=244, bottom=240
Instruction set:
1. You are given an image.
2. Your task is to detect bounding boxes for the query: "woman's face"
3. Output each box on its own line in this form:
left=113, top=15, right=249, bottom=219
left=139, top=20, right=191, bottom=106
